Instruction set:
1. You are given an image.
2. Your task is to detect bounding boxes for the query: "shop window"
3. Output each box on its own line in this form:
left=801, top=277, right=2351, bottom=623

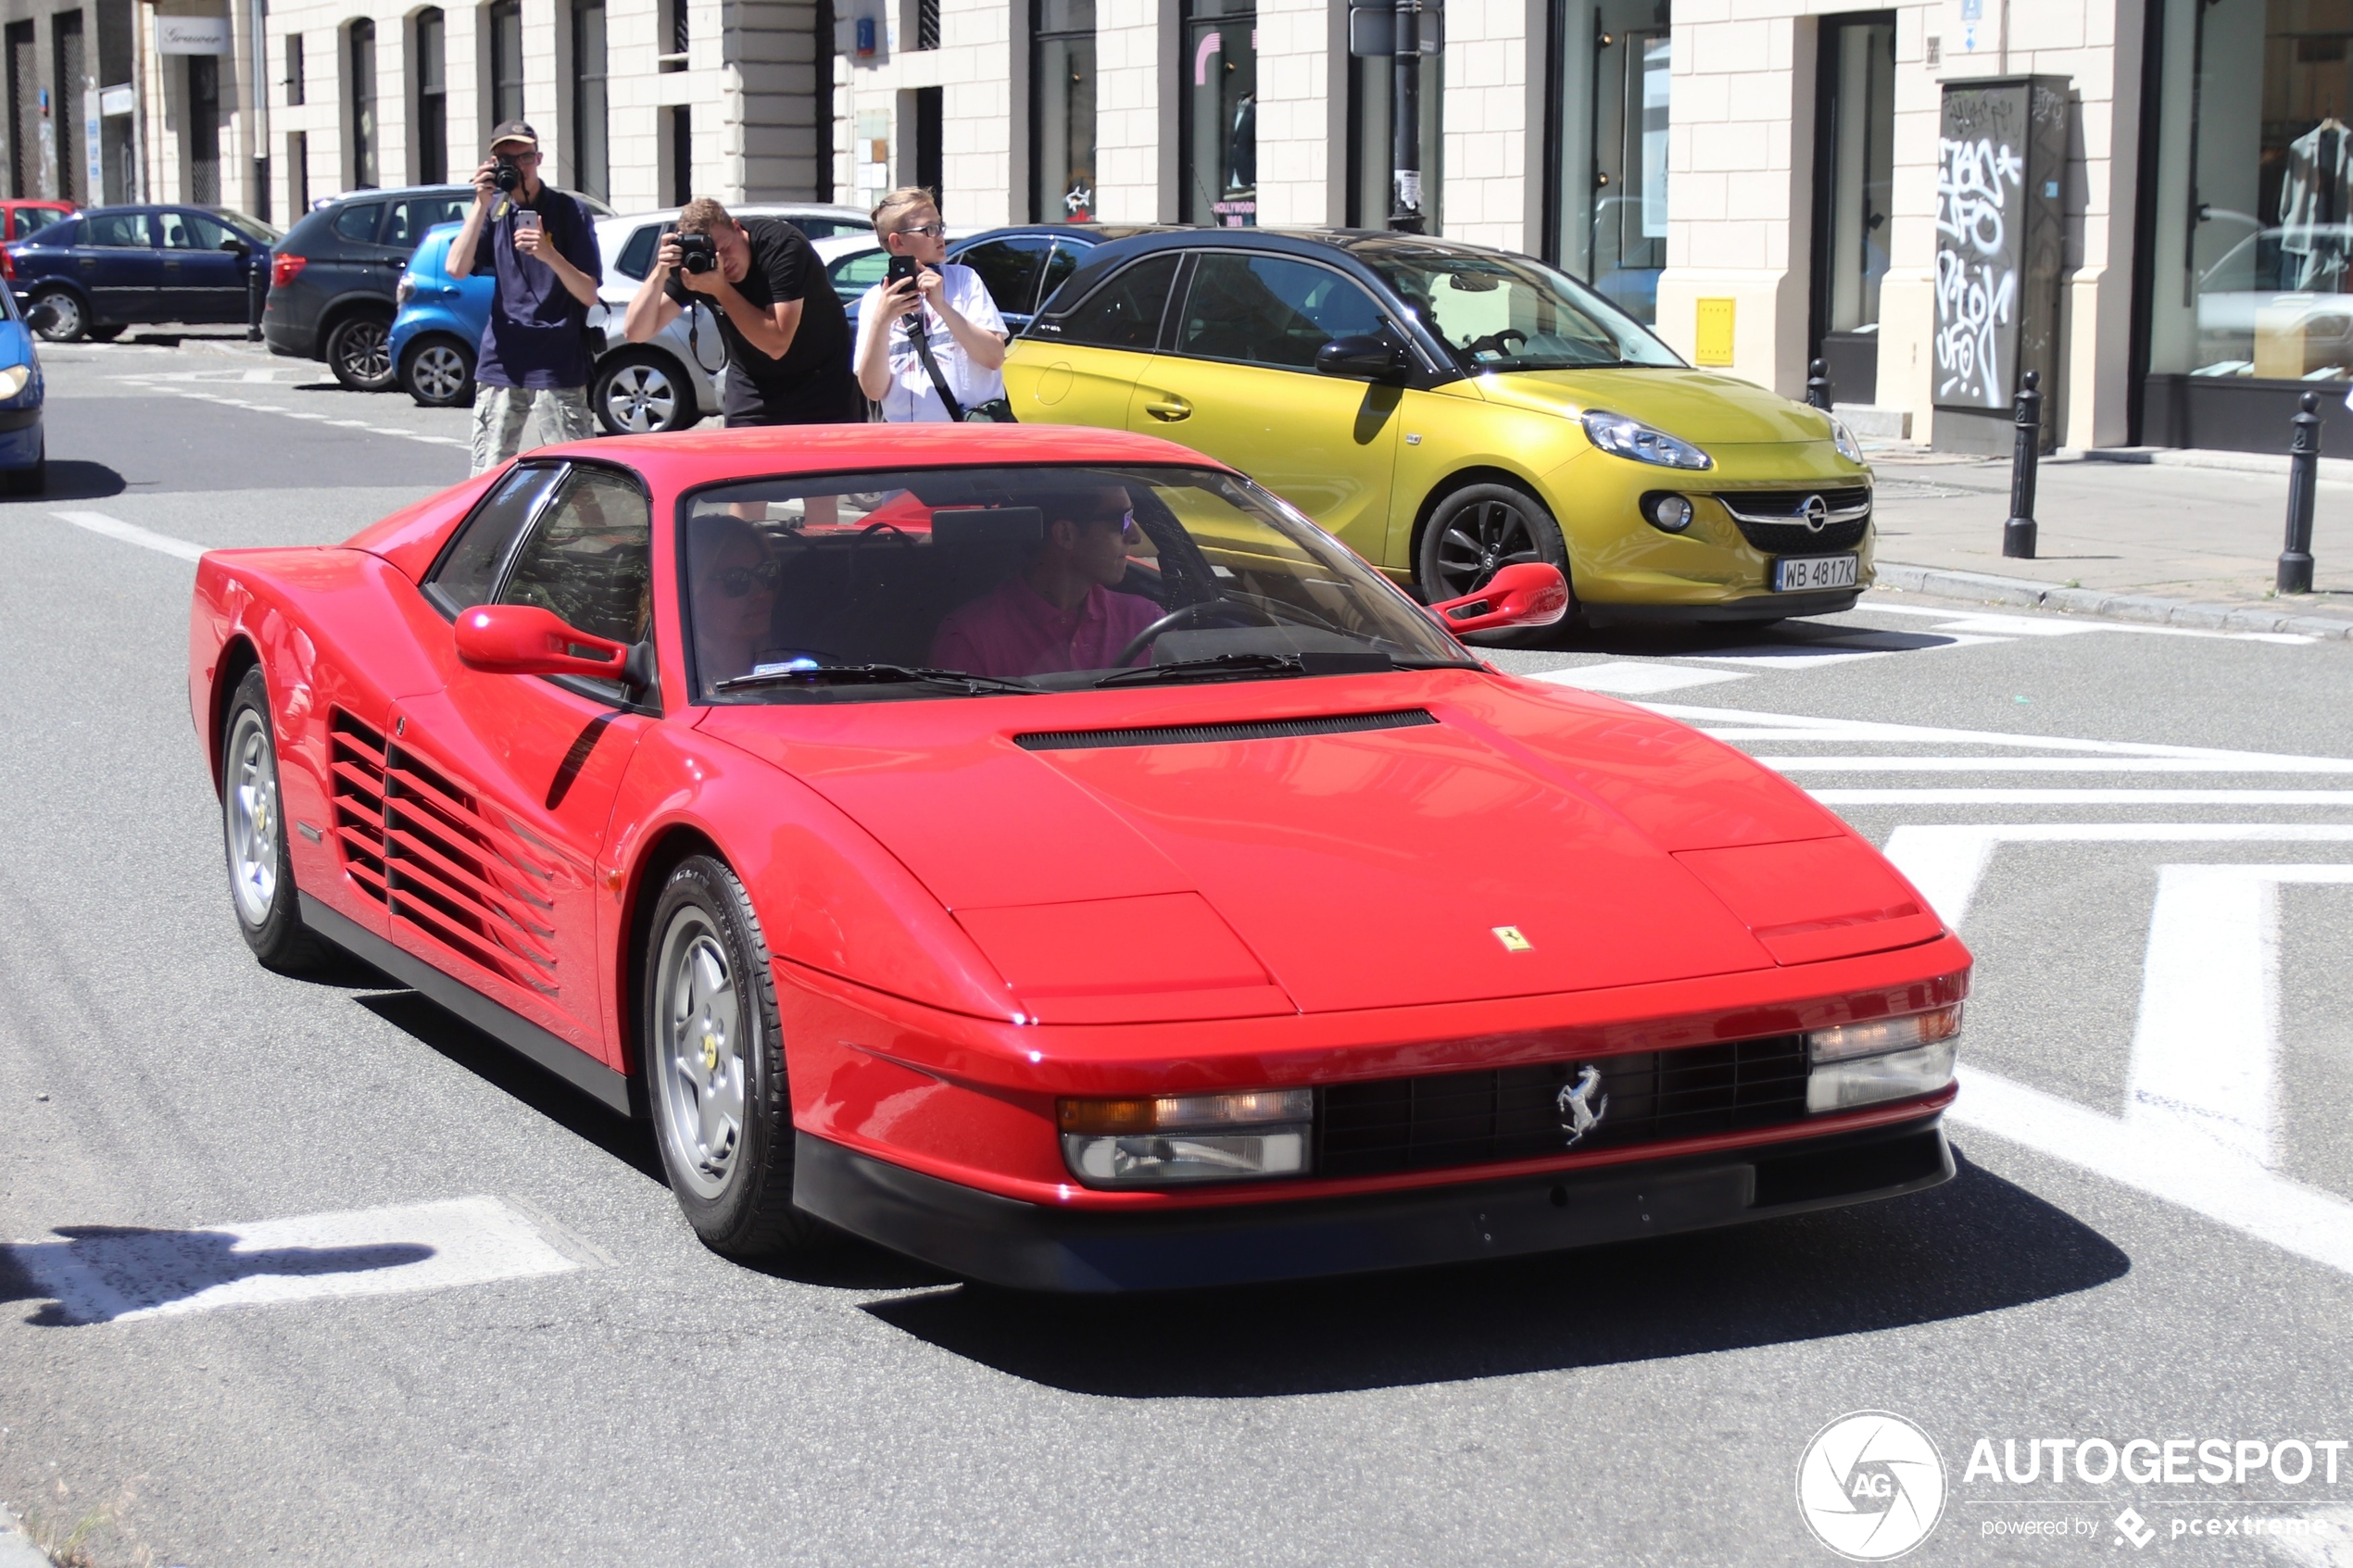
left=573, top=0, right=609, bottom=200
left=1181, top=0, right=1254, bottom=227
left=348, top=19, right=377, bottom=190
left=1032, top=0, right=1095, bottom=221
left=2147, top=0, right=2353, bottom=395
left=415, top=9, right=447, bottom=184
left=489, top=0, right=524, bottom=128
left=1546, top=1, right=1668, bottom=325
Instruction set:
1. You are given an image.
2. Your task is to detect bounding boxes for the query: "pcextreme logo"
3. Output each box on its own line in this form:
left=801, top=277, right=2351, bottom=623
left=1797, top=1411, right=1950, bottom=1561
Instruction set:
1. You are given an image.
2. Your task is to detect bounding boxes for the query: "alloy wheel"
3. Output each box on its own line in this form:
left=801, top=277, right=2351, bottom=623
left=604, top=363, right=679, bottom=433
left=653, top=909, right=747, bottom=1201
left=337, top=320, right=391, bottom=383
left=410, top=343, right=469, bottom=402
left=1430, top=496, right=1542, bottom=598
left=224, top=709, right=278, bottom=927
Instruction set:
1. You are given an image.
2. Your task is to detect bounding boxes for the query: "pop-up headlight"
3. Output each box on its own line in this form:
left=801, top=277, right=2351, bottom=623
left=1806, top=1005, right=1961, bottom=1113
left=1060, top=1089, right=1313, bottom=1186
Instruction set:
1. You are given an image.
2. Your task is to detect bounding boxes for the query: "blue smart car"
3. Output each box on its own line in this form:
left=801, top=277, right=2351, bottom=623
left=0, top=282, right=45, bottom=493
left=387, top=221, right=490, bottom=409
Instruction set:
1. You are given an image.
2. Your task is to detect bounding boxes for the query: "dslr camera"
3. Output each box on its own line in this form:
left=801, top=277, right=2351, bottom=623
left=493, top=154, right=523, bottom=194
left=673, top=232, right=718, bottom=274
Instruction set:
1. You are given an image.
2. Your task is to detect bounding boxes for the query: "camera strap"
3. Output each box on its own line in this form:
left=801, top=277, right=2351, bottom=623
left=903, top=310, right=966, bottom=423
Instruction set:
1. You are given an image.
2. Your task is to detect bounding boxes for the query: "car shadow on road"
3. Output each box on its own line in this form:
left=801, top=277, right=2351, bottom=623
left=0, top=460, right=126, bottom=503
left=860, top=1150, right=2129, bottom=1396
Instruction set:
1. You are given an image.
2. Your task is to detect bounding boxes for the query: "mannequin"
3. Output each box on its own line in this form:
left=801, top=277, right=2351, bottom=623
left=2282, top=114, right=2353, bottom=290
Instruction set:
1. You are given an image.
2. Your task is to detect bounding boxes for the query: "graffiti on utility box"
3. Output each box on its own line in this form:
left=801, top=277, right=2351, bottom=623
left=1932, top=78, right=2068, bottom=420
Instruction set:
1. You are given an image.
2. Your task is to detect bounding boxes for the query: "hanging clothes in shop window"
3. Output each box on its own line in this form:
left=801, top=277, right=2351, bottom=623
left=2281, top=119, right=2353, bottom=290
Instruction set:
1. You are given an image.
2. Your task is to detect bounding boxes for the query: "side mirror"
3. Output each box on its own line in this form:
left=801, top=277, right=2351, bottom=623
left=218, top=238, right=250, bottom=255
left=455, top=604, right=650, bottom=689
left=1315, top=334, right=1412, bottom=383
left=1427, top=562, right=1571, bottom=635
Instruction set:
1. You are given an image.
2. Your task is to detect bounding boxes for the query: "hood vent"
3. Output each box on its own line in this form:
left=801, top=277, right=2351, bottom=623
left=1015, top=709, right=1436, bottom=753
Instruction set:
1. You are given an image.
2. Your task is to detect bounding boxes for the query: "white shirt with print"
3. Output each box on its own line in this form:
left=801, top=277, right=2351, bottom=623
left=858, top=263, right=1009, bottom=422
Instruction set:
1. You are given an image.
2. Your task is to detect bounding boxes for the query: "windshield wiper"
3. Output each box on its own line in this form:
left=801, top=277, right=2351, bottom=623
left=1094, top=651, right=1399, bottom=688
left=715, top=663, right=1042, bottom=696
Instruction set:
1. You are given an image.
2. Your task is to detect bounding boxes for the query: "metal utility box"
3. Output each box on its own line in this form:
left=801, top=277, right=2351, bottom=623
left=1931, top=74, right=2069, bottom=453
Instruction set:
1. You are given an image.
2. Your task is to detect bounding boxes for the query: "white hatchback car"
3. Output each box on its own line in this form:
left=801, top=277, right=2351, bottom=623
left=585, top=205, right=882, bottom=433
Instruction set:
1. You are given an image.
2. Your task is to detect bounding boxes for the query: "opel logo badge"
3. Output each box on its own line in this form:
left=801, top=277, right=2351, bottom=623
left=1556, top=1065, right=1609, bottom=1148
left=1801, top=494, right=1830, bottom=533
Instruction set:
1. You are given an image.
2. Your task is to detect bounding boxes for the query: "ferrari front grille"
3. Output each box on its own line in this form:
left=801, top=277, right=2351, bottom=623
left=1014, top=709, right=1437, bottom=752
left=1314, top=1035, right=1810, bottom=1178
left=326, top=707, right=559, bottom=996
left=1712, top=485, right=1872, bottom=554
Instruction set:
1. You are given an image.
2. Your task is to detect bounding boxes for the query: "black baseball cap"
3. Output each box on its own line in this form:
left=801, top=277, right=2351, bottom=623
left=489, top=120, right=539, bottom=151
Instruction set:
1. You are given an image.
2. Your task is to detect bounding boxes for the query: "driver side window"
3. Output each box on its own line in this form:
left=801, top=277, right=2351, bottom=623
left=498, top=469, right=654, bottom=697
left=1176, top=255, right=1389, bottom=370
left=426, top=464, right=569, bottom=614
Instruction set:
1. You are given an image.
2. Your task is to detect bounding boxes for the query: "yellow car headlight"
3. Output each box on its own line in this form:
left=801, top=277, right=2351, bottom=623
left=1580, top=408, right=1713, bottom=470
left=1829, top=415, right=1866, bottom=465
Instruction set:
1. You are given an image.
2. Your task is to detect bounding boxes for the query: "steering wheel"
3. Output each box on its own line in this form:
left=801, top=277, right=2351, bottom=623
left=1464, top=328, right=1528, bottom=358
left=1114, top=597, right=1281, bottom=665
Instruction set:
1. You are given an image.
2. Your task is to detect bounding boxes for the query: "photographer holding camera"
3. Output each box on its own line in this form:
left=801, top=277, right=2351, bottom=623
left=852, top=188, right=1008, bottom=422
left=445, top=120, right=603, bottom=475
left=620, top=197, right=859, bottom=426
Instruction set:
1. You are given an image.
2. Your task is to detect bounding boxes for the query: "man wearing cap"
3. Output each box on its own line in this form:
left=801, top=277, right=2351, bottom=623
left=447, top=120, right=603, bottom=474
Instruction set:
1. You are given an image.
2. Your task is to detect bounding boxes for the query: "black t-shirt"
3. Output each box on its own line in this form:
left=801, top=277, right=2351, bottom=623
left=665, top=219, right=859, bottom=424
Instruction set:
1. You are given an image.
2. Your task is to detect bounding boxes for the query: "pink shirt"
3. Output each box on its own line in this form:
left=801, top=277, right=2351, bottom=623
left=929, top=576, right=1162, bottom=679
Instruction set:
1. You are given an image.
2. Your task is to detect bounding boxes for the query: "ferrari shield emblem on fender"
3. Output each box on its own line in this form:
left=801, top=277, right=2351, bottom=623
left=1491, top=925, right=1532, bottom=952
left=1557, top=1066, right=1608, bottom=1148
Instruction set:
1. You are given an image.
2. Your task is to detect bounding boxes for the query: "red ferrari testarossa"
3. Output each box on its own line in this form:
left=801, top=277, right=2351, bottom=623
left=191, top=423, right=1968, bottom=1290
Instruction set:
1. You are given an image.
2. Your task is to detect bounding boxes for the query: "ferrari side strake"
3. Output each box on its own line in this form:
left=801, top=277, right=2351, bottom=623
left=190, top=422, right=1969, bottom=1292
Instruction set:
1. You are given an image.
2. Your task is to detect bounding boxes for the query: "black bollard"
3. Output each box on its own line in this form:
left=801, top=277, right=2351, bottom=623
left=1806, top=358, right=1830, bottom=410
left=2002, top=369, right=2042, bottom=559
left=246, top=256, right=266, bottom=344
left=2281, top=391, right=2320, bottom=594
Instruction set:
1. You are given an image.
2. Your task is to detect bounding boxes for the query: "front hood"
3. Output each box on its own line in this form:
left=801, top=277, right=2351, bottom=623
left=1473, top=367, right=1835, bottom=446
left=699, top=671, right=1883, bottom=1019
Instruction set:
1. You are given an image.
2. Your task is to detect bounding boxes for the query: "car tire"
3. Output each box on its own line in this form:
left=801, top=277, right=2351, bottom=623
left=220, top=666, right=339, bottom=975
left=642, top=855, right=824, bottom=1261
left=1415, top=480, right=1578, bottom=641
left=592, top=349, right=701, bottom=434
left=30, top=286, right=85, bottom=343
left=401, top=334, right=475, bottom=408
left=85, top=322, right=126, bottom=343
left=326, top=313, right=396, bottom=391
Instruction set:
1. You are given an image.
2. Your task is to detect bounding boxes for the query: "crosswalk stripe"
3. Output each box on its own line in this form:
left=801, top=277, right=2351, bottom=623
left=1811, top=788, right=2353, bottom=806
left=49, top=510, right=205, bottom=562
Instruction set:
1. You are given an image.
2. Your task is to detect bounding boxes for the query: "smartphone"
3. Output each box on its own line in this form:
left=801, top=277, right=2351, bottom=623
left=515, top=209, right=544, bottom=234
left=887, top=253, right=917, bottom=285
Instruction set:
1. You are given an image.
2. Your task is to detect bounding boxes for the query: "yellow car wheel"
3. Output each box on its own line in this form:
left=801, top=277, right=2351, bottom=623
left=1416, top=481, right=1576, bottom=636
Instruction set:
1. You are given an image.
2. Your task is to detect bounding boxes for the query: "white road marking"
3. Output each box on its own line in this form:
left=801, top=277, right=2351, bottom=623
left=1879, top=822, right=2353, bottom=927
left=1, top=1196, right=583, bottom=1324
left=1762, top=755, right=2353, bottom=773
left=1863, top=822, right=2353, bottom=1279
left=1529, top=662, right=1750, bottom=694
left=1862, top=601, right=2315, bottom=645
left=1650, top=702, right=2353, bottom=768
left=49, top=510, right=206, bottom=562
left=1813, top=788, right=2353, bottom=806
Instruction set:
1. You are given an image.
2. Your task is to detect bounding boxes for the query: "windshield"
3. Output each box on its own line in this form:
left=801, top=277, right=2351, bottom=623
left=682, top=464, right=1475, bottom=702
left=1364, top=247, right=1682, bottom=373
left=211, top=207, right=283, bottom=243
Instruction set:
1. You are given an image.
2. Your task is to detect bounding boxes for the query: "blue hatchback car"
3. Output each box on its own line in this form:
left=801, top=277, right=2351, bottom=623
left=387, top=221, right=490, bottom=408
left=0, top=282, right=44, bottom=492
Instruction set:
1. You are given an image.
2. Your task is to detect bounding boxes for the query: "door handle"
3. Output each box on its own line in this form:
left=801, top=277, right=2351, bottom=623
left=1142, top=394, right=1191, bottom=421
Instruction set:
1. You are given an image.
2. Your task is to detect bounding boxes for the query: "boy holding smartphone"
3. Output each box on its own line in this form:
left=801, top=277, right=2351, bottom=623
left=852, top=188, right=1008, bottom=422
left=446, top=120, right=603, bottom=474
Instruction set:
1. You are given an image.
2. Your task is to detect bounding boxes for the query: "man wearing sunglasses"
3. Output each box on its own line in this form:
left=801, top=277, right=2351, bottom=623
left=929, top=486, right=1159, bottom=678
left=852, top=187, right=1008, bottom=423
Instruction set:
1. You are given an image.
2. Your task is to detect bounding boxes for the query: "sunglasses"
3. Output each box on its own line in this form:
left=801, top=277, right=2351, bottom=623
left=712, top=558, right=782, bottom=597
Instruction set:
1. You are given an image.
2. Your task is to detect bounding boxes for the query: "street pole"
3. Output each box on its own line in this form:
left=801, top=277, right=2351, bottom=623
left=2002, top=369, right=2042, bottom=560
left=1389, top=0, right=1422, bottom=233
left=2280, top=390, right=2320, bottom=595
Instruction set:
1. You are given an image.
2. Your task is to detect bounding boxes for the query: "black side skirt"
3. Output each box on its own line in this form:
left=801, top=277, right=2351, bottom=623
left=300, top=893, right=634, bottom=1115
left=792, top=1114, right=1953, bottom=1293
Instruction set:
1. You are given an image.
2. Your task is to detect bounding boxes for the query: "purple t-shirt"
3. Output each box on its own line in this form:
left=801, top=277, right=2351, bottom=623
left=930, top=577, right=1161, bottom=679
left=460, top=187, right=602, bottom=390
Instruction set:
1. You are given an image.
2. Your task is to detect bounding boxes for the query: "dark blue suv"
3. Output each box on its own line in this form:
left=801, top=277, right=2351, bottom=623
left=10, top=205, right=279, bottom=343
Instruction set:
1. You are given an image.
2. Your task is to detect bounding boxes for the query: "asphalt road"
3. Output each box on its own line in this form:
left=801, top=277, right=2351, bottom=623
left=5, top=344, right=2353, bottom=1567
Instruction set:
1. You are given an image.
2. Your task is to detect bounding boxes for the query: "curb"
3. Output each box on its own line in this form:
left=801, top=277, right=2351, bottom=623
left=1872, top=562, right=2353, bottom=640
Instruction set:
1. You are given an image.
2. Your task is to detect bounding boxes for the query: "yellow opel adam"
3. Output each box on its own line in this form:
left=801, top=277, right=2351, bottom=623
left=1005, top=230, right=1874, bottom=624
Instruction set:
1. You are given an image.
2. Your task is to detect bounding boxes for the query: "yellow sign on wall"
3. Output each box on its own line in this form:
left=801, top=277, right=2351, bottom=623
left=1693, top=298, right=1736, bottom=366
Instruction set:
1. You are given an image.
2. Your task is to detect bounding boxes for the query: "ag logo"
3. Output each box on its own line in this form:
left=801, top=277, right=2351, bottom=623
left=1795, top=1411, right=1946, bottom=1561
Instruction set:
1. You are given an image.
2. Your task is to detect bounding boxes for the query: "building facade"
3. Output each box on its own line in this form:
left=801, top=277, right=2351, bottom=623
left=99, top=0, right=2353, bottom=456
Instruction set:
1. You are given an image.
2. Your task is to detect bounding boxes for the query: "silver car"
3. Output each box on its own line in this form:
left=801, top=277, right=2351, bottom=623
left=585, top=205, right=879, bottom=433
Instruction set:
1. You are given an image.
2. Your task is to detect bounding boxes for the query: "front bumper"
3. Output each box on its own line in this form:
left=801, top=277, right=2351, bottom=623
left=0, top=407, right=42, bottom=465
left=793, top=1112, right=1953, bottom=1292
left=1586, top=587, right=1863, bottom=624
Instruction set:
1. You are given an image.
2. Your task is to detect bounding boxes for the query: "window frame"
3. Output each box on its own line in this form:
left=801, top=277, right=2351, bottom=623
left=1034, top=251, right=1189, bottom=351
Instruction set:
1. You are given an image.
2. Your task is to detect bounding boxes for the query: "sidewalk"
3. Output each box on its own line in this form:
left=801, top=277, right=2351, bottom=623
left=1864, top=444, right=2353, bottom=637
